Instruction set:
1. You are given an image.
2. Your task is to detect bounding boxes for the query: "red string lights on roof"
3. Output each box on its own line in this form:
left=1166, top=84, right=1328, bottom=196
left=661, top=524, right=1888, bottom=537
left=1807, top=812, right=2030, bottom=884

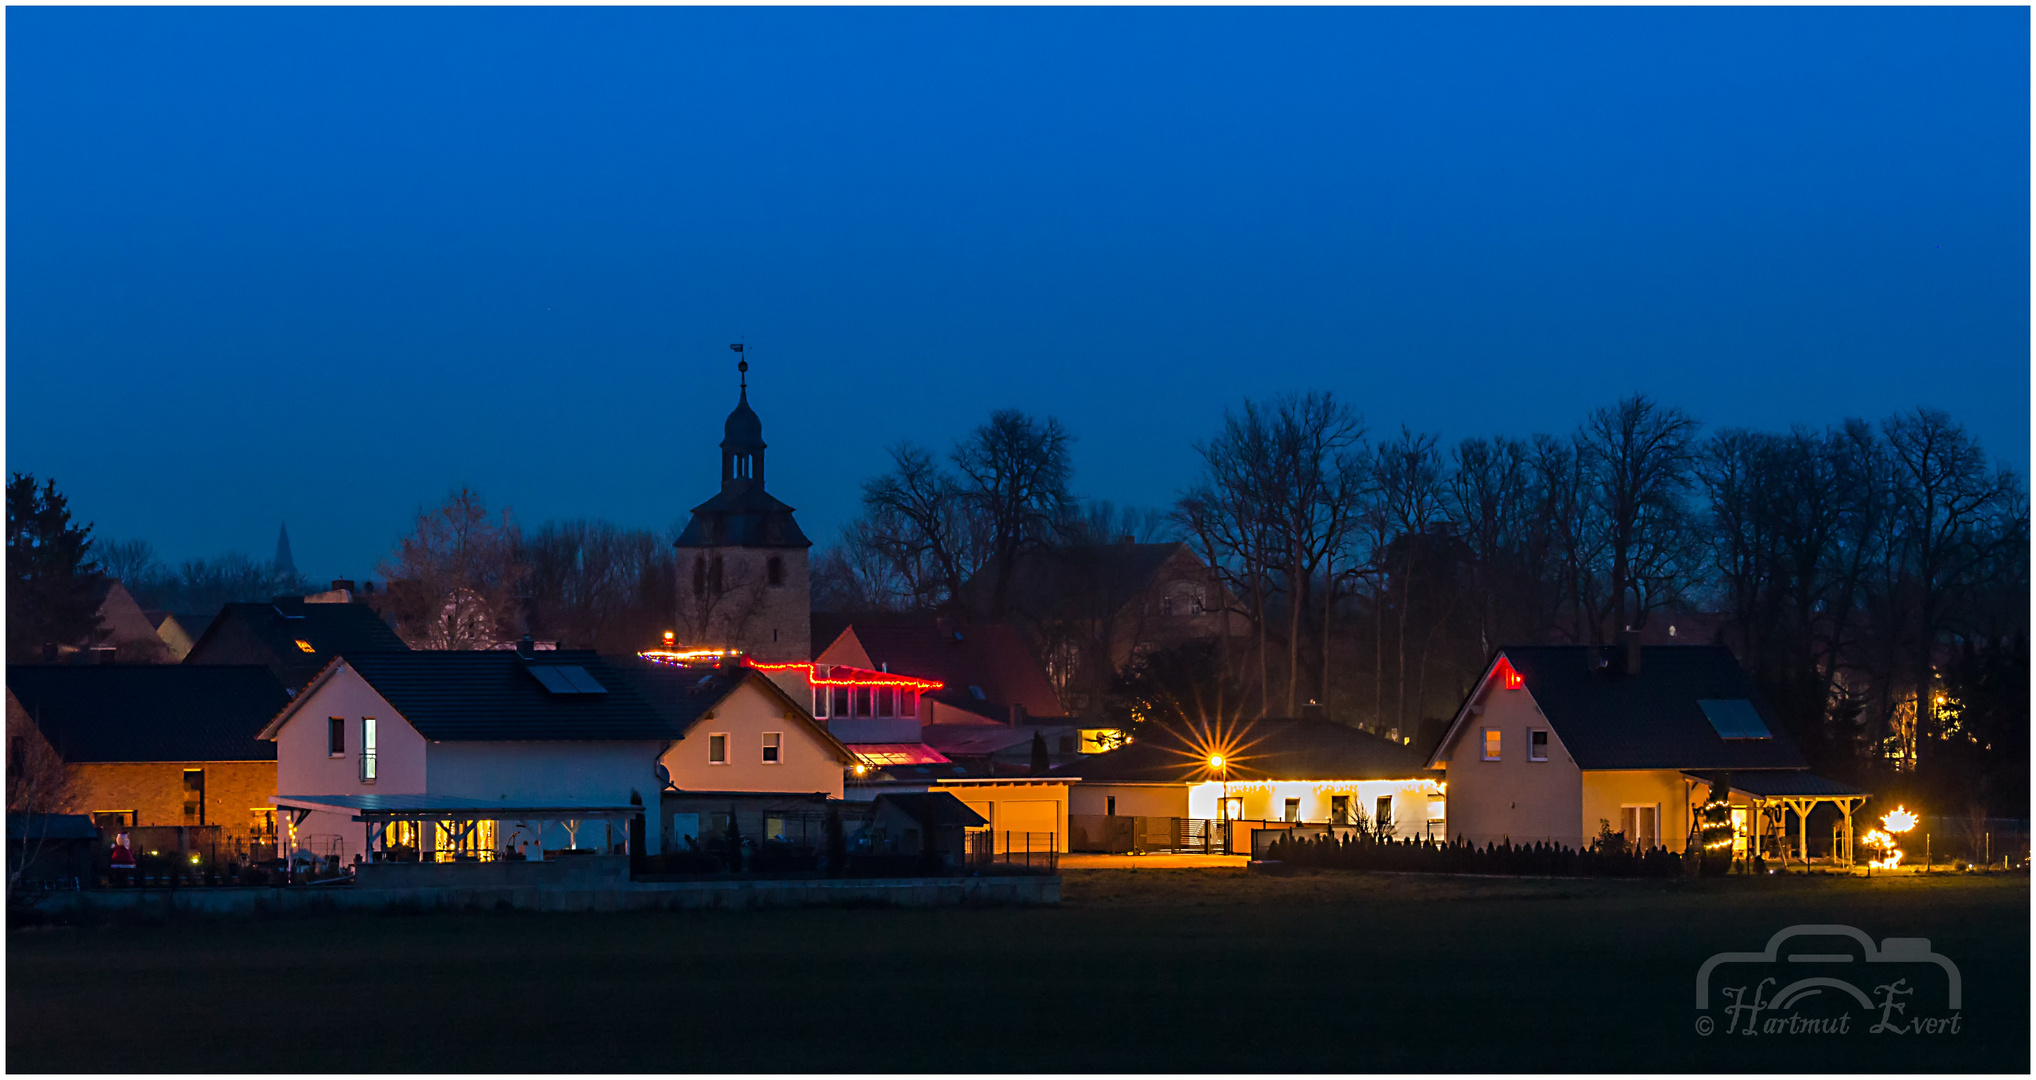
left=747, top=660, right=944, bottom=691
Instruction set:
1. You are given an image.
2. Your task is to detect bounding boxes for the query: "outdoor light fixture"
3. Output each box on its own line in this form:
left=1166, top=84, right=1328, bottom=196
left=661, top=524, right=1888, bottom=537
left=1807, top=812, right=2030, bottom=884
left=1208, top=754, right=1225, bottom=770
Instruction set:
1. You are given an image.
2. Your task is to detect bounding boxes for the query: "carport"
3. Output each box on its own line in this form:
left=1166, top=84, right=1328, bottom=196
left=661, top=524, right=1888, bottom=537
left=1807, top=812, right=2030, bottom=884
left=1687, top=772, right=1870, bottom=868
left=273, top=794, right=642, bottom=863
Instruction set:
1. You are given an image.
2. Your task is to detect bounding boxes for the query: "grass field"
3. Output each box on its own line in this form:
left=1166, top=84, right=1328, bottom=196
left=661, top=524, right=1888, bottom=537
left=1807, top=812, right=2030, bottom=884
left=8, top=868, right=2027, bottom=1072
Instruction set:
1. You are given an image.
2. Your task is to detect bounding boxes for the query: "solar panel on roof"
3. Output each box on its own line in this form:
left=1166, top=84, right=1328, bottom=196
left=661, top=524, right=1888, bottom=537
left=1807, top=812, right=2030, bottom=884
left=1698, top=699, right=1771, bottom=740
left=557, top=666, right=607, bottom=694
left=529, top=665, right=606, bottom=695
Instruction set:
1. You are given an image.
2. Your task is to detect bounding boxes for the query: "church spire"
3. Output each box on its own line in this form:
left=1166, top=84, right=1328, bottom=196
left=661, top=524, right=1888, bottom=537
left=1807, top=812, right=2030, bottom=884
left=720, top=349, right=766, bottom=493
left=273, top=522, right=296, bottom=578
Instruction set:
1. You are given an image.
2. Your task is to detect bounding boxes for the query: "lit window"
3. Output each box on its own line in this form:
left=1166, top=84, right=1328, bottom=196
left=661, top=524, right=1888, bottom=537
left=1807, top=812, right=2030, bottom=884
left=708, top=733, right=728, bottom=765
left=361, top=718, right=377, bottom=783
left=762, top=732, right=782, bottom=764
left=1283, top=798, right=1300, bottom=823
left=1529, top=729, right=1548, bottom=761
left=295, top=639, right=316, bottom=654
left=1483, top=729, right=1502, bottom=761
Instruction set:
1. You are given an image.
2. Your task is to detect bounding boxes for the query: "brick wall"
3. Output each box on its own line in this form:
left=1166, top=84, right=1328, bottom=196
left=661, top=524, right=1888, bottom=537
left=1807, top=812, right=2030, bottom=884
left=69, top=760, right=277, bottom=834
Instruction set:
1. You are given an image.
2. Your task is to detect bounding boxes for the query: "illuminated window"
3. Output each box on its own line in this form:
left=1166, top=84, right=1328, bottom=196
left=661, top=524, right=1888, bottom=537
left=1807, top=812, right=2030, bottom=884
left=295, top=639, right=316, bottom=654
left=708, top=733, right=728, bottom=765
left=1529, top=729, right=1548, bottom=762
left=1621, top=805, right=1659, bottom=850
left=762, top=732, right=782, bottom=764
left=1483, top=729, right=1502, bottom=761
left=1330, top=795, right=1350, bottom=824
left=360, top=718, right=377, bottom=783
left=1283, top=799, right=1300, bottom=823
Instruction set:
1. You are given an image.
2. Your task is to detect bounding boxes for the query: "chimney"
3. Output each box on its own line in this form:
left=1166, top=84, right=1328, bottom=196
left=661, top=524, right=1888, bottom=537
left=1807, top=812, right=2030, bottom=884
left=1619, top=629, right=1642, bottom=676
left=514, top=634, right=535, bottom=660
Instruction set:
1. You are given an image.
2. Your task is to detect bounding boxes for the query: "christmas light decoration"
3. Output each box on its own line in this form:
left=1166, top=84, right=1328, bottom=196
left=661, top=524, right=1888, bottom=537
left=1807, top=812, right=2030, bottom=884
left=747, top=660, right=944, bottom=690
left=1882, top=805, right=1918, bottom=834
left=1497, top=657, right=1524, bottom=691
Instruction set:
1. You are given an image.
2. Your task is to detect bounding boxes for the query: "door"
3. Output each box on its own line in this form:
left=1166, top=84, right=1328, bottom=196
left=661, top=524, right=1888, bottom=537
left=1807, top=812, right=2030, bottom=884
left=181, top=770, right=206, bottom=825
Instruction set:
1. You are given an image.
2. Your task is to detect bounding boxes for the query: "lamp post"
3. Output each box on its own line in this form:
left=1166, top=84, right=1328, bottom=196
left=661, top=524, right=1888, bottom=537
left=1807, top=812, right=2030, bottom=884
left=1210, top=754, right=1229, bottom=854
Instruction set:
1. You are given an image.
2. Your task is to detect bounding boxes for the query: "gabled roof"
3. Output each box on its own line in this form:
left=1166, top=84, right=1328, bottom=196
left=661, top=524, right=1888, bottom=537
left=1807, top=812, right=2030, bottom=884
left=1432, top=645, right=1810, bottom=772
left=184, top=597, right=408, bottom=690
left=612, top=659, right=854, bottom=765
left=9, top=664, right=290, bottom=763
left=821, top=621, right=1064, bottom=720
left=1057, top=718, right=1434, bottom=784
left=261, top=651, right=677, bottom=743
left=872, top=791, right=987, bottom=829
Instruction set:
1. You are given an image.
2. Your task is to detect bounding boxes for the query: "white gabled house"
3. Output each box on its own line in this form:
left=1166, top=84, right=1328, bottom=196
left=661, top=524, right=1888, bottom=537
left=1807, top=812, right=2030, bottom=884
left=260, top=645, right=856, bottom=865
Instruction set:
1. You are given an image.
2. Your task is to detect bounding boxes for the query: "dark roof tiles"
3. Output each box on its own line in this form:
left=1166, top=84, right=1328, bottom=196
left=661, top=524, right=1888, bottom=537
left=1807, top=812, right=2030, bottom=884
left=329, top=651, right=679, bottom=742
left=1059, top=718, right=1434, bottom=784
left=8, top=664, right=290, bottom=763
left=1488, top=645, right=1809, bottom=771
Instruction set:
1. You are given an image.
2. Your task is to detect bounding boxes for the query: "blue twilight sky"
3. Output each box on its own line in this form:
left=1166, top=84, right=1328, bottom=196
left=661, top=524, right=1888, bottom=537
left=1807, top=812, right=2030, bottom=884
left=7, top=6, right=2029, bottom=582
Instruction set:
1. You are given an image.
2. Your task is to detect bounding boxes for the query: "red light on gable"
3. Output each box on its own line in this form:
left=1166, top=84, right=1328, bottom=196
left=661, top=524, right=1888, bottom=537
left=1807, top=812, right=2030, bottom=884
left=1497, top=658, right=1524, bottom=691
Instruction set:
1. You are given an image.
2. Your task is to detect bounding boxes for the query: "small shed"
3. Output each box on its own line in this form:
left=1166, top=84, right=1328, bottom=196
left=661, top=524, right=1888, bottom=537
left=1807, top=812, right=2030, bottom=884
left=864, top=792, right=986, bottom=864
left=7, top=813, right=100, bottom=887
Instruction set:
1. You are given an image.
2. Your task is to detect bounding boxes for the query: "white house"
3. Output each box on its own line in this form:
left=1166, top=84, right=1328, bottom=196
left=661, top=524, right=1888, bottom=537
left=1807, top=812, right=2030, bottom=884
left=262, top=646, right=696, bottom=861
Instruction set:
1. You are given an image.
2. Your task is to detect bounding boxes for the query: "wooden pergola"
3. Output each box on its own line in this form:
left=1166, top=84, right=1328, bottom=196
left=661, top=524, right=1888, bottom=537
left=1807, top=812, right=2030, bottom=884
left=1686, top=771, right=1871, bottom=868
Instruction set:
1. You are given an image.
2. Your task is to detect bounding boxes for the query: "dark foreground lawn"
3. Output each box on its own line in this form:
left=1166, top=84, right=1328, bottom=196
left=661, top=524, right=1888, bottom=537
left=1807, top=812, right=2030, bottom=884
left=8, top=869, right=2027, bottom=1072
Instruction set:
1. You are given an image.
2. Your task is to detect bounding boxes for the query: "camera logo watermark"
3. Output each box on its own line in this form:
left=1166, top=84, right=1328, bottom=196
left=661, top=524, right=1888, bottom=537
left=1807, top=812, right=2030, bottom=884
left=1694, top=924, right=1962, bottom=1037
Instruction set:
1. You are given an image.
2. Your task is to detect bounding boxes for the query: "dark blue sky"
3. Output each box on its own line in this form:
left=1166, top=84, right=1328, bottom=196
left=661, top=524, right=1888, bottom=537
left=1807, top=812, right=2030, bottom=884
left=9, top=7, right=2028, bottom=581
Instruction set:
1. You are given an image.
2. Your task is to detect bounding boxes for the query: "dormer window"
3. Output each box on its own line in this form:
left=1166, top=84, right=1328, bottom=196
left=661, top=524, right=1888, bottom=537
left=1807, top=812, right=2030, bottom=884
left=294, top=639, right=316, bottom=654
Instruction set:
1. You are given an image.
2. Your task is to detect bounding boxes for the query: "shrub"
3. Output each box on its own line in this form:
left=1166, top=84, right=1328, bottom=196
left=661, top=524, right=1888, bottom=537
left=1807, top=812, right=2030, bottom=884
left=1260, top=831, right=1684, bottom=878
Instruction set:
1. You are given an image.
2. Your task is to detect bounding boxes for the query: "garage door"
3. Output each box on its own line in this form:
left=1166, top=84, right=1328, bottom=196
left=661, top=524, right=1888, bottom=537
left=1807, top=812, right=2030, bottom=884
left=999, top=800, right=1058, bottom=851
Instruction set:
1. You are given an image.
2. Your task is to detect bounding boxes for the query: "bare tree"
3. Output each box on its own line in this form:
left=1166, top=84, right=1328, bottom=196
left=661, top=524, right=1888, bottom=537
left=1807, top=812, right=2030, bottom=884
left=954, top=409, right=1076, bottom=619
left=523, top=520, right=676, bottom=653
left=1881, top=408, right=2021, bottom=769
left=380, top=487, right=525, bottom=649
left=1372, top=428, right=1446, bottom=731
left=1578, top=394, right=1701, bottom=637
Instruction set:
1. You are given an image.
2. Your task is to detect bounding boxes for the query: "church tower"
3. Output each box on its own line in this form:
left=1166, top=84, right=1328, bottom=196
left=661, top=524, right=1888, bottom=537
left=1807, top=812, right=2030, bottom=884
left=672, top=357, right=811, bottom=663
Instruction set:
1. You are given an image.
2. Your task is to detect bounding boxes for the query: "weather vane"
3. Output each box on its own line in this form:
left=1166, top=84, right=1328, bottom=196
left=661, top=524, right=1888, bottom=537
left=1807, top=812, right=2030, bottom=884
left=730, top=341, right=747, bottom=387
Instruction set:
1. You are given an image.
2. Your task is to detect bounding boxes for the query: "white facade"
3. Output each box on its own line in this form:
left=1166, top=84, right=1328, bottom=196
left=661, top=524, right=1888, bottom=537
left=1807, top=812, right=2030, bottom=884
left=267, top=663, right=671, bottom=859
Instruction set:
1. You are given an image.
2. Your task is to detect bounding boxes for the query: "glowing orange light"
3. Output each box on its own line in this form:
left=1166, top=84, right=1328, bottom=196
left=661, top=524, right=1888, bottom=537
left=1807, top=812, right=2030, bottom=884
left=1208, top=754, right=1225, bottom=770
left=662, top=631, right=676, bottom=645
left=746, top=660, right=944, bottom=691
left=294, top=639, right=316, bottom=654
left=852, top=764, right=869, bottom=776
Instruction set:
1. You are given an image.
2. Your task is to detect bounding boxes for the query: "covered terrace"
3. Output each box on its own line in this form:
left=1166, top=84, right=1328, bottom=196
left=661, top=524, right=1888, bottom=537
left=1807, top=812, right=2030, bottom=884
left=273, top=794, right=642, bottom=863
left=1686, top=771, right=1870, bottom=868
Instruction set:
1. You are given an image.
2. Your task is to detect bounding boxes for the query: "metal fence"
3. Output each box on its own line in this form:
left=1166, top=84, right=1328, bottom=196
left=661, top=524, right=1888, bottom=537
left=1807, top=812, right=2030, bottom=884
left=1069, top=815, right=1225, bottom=855
left=966, top=830, right=1058, bottom=871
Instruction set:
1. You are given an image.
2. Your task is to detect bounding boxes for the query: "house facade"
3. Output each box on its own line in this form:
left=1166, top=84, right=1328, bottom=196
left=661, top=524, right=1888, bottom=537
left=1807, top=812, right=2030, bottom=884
left=1059, top=717, right=1441, bottom=853
left=6, top=664, right=291, bottom=860
left=260, top=648, right=681, bottom=861
left=1429, top=641, right=1864, bottom=855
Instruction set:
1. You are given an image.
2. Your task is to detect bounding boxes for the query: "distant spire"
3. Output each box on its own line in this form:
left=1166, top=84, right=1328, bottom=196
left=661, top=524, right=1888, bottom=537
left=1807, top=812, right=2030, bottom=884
left=273, top=523, right=296, bottom=578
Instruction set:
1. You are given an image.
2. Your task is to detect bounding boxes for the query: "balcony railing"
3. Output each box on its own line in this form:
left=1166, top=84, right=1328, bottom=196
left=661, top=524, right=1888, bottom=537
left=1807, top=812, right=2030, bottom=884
left=359, top=750, right=377, bottom=783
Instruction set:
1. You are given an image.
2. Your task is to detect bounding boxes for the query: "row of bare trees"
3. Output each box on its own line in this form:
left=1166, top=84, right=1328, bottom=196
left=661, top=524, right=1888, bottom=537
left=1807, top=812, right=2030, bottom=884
left=1162, top=392, right=2025, bottom=808
left=376, top=488, right=680, bottom=655
left=823, top=394, right=2025, bottom=810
